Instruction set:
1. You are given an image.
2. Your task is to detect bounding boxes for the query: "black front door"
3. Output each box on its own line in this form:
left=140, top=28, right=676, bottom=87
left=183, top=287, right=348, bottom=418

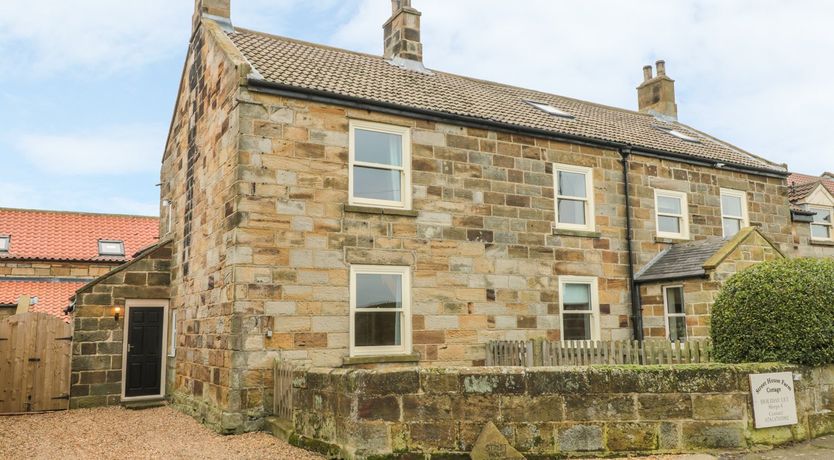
left=125, top=307, right=164, bottom=398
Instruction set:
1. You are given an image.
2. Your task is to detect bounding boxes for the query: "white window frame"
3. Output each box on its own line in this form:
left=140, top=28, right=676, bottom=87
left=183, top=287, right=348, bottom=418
left=654, top=189, right=690, bottom=240
left=168, top=309, right=177, bottom=357
left=348, top=120, right=412, bottom=210
left=558, top=276, right=600, bottom=342
left=719, top=188, right=749, bottom=238
left=808, top=205, right=834, bottom=241
left=663, top=285, right=687, bottom=342
left=98, top=239, right=125, bottom=256
left=0, top=236, right=9, bottom=252
left=553, top=163, right=595, bottom=232
left=349, top=265, right=412, bottom=357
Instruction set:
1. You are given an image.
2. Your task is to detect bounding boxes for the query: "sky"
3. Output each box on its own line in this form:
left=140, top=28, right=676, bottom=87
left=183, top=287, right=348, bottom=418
left=1, top=0, right=832, bottom=216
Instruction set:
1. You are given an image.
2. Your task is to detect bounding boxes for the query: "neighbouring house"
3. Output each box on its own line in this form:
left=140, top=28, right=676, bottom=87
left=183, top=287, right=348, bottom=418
left=787, top=172, right=834, bottom=258
left=0, top=208, right=158, bottom=320
left=71, top=0, right=828, bottom=434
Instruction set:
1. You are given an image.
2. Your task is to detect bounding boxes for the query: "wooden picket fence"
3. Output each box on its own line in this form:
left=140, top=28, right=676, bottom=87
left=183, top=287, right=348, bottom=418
left=273, top=359, right=294, bottom=422
left=485, top=340, right=534, bottom=367
left=486, top=339, right=712, bottom=367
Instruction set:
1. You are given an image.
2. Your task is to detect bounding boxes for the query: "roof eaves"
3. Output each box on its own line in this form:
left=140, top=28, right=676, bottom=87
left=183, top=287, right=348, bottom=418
left=635, top=269, right=708, bottom=284
left=246, top=78, right=789, bottom=179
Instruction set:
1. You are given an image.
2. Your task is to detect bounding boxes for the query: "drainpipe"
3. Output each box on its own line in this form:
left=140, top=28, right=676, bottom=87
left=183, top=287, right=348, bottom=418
left=620, top=148, right=644, bottom=341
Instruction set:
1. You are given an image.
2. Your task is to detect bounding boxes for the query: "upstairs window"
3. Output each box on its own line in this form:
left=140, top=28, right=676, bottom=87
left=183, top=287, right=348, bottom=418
left=664, top=286, right=687, bottom=342
left=349, top=120, right=411, bottom=210
left=559, top=276, right=600, bottom=341
left=350, top=265, right=412, bottom=357
left=98, top=240, right=125, bottom=256
left=553, top=163, right=595, bottom=231
left=0, top=236, right=9, bottom=252
left=654, top=190, right=689, bottom=239
left=720, top=188, right=749, bottom=238
left=809, top=205, right=833, bottom=241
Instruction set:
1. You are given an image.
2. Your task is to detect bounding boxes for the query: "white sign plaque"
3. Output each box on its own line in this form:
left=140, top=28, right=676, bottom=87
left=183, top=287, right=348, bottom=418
left=749, top=372, right=798, bottom=428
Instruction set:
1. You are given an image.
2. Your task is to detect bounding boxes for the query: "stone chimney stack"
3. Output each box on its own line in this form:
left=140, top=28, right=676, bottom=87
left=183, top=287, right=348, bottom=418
left=193, top=0, right=231, bottom=34
left=637, top=60, right=678, bottom=120
left=384, top=0, right=423, bottom=63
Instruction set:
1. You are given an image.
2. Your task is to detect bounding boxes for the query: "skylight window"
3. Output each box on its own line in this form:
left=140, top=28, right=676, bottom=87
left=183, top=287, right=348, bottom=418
left=98, top=240, right=125, bottom=256
left=657, top=126, right=700, bottom=143
left=526, top=100, right=573, bottom=119
left=0, top=236, right=9, bottom=252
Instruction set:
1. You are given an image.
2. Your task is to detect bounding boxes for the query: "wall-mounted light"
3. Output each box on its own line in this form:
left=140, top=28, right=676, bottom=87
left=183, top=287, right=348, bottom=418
left=114, top=306, right=121, bottom=322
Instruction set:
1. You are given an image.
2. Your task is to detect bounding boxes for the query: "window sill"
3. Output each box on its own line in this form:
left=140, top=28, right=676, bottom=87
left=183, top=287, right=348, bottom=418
left=654, top=236, right=690, bottom=244
left=344, top=204, right=418, bottom=217
left=810, top=239, right=834, bottom=247
left=342, top=352, right=421, bottom=366
left=552, top=228, right=601, bottom=239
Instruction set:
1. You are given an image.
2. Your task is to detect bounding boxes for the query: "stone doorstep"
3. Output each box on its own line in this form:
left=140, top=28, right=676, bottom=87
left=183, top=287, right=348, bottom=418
left=263, top=416, right=293, bottom=442
left=122, top=399, right=167, bottom=410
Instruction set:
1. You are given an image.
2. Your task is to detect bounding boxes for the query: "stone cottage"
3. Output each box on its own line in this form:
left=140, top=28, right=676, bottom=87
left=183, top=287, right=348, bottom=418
left=0, top=208, right=158, bottom=320
left=787, top=172, right=834, bottom=258
left=71, top=0, right=816, bottom=432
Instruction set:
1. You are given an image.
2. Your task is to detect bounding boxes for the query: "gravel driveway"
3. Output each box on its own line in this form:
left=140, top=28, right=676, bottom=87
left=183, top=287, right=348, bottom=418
left=0, top=406, right=323, bottom=460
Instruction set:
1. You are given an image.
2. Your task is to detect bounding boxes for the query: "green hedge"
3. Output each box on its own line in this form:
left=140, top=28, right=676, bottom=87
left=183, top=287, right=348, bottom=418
left=711, top=258, right=834, bottom=365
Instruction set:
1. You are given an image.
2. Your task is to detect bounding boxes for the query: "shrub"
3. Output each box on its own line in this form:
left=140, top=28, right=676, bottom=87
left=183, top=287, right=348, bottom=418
left=711, top=257, right=834, bottom=365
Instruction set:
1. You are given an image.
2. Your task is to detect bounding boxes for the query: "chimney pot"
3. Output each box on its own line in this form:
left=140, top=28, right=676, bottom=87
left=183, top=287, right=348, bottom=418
left=656, top=60, right=666, bottom=76
left=642, top=65, right=653, bottom=82
left=391, top=0, right=412, bottom=13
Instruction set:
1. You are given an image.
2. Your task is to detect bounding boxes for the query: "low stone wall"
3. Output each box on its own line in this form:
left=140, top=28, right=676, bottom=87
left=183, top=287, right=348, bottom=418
left=283, top=364, right=834, bottom=459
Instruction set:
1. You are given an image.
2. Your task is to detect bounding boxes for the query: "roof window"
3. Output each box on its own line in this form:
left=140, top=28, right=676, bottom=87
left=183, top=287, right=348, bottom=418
left=526, top=100, right=574, bottom=119
left=657, top=126, right=700, bottom=143
left=98, top=240, right=125, bottom=257
left=0, top=236, right=9, bottom=252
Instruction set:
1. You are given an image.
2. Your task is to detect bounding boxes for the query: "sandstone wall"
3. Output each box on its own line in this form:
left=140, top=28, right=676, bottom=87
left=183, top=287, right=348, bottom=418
left=0, top=260, right=121, bottom=279
left=159, top=19, right=267, bottom=432
left=791, top=220, right=834, bottom=259
left=226, top=89, right=793, bottom=372
left=69, top=243, right=172, bottom=408
left=283, top=364, right=834, bottom=458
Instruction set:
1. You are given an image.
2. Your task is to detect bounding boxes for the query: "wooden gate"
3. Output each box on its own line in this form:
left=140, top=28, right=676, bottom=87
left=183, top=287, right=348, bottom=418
left=0, top=312, right=72, bottom=414
left=273, top=359, right=294, bottom=422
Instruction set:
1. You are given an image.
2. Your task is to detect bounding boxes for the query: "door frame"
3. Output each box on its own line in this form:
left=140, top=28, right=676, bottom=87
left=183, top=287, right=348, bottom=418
left=121, top=299, right=169, bottom=402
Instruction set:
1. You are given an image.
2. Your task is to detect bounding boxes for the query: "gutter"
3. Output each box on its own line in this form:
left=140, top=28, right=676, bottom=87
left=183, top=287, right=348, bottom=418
left=246, top=78, right=789, bottom=179
left=620, top=148, right=644, bottom=341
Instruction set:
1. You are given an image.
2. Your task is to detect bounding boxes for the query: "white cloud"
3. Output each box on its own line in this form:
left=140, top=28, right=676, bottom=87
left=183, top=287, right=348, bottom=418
left=17, top=124, right=164, bottom=175
left=328, top=0, right=834, bottom=174
left=0, top=0, right=192, bottom=75
left=0, top=180, right=158, bottom=216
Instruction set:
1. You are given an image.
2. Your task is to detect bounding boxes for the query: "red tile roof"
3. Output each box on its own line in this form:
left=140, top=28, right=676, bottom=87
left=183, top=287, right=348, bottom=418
left=787, top=172, right=834, bottom=202
left=0, top=280, right=85, bottom=321
left=0, top=208, right=159, bottom=262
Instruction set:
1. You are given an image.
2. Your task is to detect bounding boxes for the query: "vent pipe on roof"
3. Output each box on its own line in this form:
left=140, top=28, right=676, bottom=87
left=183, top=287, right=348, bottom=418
left=384, top=0, right=424, bottom=64
left=193, top=0, right=232, bottom=34
left=637, top=60, right=678, bottom=120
